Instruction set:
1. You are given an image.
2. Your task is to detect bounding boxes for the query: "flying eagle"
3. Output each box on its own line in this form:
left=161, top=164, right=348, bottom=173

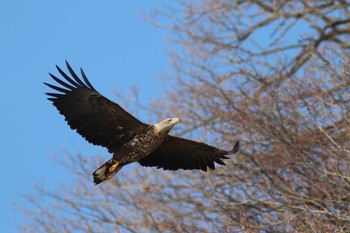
left=45, top=61, right=239, bottom=184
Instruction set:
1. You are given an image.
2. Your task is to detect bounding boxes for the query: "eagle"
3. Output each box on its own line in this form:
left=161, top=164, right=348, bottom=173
left=45, top=61, right=239, bottom=184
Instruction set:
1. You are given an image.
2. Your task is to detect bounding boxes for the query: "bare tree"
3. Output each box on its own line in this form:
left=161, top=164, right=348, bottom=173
left=150, top=0, right=350, bottom=80
left=19, top=1, right=350, bottom=232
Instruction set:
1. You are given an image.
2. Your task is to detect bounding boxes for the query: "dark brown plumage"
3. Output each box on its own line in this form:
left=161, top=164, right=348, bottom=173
left=45, top=61, right=239, bottom=184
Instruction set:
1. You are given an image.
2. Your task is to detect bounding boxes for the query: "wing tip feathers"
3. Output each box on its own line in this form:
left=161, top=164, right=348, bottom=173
left=45, top=61, right=97, bottom=96
left=228, top=141, right=239, bottom=154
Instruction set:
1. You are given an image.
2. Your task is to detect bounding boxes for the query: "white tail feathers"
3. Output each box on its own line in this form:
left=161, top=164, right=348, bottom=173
left=92, top=159, right=123, bottom=185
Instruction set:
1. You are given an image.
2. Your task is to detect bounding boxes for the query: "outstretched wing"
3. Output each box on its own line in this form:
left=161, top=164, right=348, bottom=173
left=44, top=61, right=148, bottom=152
left=139, top=136, right=239, bottom=171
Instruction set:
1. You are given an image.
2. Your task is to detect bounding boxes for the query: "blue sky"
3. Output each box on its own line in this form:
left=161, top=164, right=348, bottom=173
left=0, top=1, right=169, bottom=231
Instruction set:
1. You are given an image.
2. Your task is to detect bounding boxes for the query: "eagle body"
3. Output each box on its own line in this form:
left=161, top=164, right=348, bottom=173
left=113, top=119, right=180, bottom=164
left=93, top=119, right=180, bottom=184
left=45, top=61, right=239, bottom=185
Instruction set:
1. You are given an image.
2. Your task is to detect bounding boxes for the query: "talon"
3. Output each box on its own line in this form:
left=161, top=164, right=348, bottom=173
left=109, top=161, right=120, bottom=172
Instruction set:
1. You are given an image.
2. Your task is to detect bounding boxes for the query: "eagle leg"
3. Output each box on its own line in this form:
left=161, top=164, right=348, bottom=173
left=109, top=161, right=120, bottom=172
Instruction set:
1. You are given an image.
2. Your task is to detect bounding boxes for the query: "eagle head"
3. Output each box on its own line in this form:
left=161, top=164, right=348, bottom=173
left=153, top=118, right=181, bottom=134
